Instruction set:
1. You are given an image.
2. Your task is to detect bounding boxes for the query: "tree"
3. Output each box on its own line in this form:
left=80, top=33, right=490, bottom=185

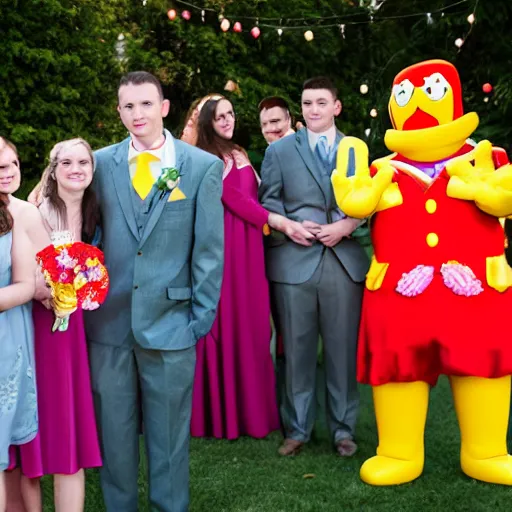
left=0, top=0, right=126, bottom=195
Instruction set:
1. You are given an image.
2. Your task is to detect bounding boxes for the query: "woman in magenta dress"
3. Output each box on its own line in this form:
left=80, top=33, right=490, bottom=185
left=191, top=97, right=280, bottom=439
left=11, top=138, right=102, bottom=512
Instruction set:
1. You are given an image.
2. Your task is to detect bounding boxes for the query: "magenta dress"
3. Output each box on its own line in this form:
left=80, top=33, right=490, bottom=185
left=190, top=153, right=279, bottom=439
left=12, top=302, right=102, bottom=477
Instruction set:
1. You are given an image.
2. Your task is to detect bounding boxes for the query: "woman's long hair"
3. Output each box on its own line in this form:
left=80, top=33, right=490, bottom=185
left=38, top=138, right=99, bottom=243
left=196, top=98, right=246, bottom=160
left=0, top=137, right=17, bottom=235
left=181, top=94, right=224, bottom=146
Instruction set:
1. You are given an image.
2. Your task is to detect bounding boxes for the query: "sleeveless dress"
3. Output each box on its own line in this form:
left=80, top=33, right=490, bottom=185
left=0, top=231, right=38, bottom=471
left=10, top=217, right=102, bottom=477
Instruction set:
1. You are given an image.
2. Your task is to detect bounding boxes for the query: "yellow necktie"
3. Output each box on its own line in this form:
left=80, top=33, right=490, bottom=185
left=132, top=152, right=159, bottom=200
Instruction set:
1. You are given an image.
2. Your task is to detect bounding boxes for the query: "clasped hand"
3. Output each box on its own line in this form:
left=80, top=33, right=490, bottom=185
left=446, top=140, right=512, bottom=217
left=302, top=218, right=359, bottom=247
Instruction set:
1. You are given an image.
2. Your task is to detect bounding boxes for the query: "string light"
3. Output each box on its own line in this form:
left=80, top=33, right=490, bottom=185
left=277, top=28, right=283, bottom=36
left=360, top=84, right=369, bottom=95
left=167, top=9, right=177, bottom=21
left=370, top=108, right=378, bottom=118
left=304, top=30, right=314, bottom=42
left=340, top=24, right=346, bottom=38
left=201, top=9, right=205, bottom=22
left=467, top=13, right=475, bottom=24
left=171, top=0, right=475, bottom=30
left=251, top=26, right=261, bottom=39
left=233, top=21, right=242, bottom=33
left=182, top=10, right=191, bottom=20
left=220, top=18, right=230, bottom=31
left=454, top=37, right=464, bottom=48
left=426, top=12, right=433, bottom=24
left=364, top=128, right=371, bottom=137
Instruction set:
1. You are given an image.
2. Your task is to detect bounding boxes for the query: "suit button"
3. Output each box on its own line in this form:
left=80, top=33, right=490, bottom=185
left=134, top=285, right=139, bottom=290
left=137, top=251, right=142, bottom=256
left=426, top=233, right=439, bottom=247
left=425, top=199, right=437, bottom=214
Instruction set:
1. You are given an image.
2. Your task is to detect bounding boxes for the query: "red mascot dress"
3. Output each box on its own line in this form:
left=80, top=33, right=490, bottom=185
left=332, top=60, right=512, bottom=486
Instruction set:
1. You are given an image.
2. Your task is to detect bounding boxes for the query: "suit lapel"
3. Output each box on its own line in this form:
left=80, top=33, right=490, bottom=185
left=295, top=129, right=328, bottom=204
left=139, top=138, right=187, bottom=248
left=110, top=138, right=140, bottom=240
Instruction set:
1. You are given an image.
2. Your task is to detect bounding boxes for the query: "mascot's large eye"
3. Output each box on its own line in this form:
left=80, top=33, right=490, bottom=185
left=392, top=79, right=414, bottom=107
left=421, top=73, right=450, bottom=101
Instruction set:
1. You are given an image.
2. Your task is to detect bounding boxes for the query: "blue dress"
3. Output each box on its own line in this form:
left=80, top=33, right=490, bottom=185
left=0, top=231, right=37, bottom=471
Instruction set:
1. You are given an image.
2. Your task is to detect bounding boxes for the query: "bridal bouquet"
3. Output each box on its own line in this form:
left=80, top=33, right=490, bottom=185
left=36, top=231, right=109, bottom=332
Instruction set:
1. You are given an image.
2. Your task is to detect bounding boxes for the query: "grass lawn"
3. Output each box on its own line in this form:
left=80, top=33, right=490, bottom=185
left=42, top=377, right=512, bottom=511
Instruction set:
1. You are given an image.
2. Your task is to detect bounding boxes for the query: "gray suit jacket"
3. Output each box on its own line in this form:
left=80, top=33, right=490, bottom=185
left=84, top=137, right=224, bottom=350
left=259, top=128, right=369, bottom=285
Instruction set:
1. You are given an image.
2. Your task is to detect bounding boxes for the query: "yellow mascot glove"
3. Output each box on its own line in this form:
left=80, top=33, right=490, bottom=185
left=446, top=140, right=512, bottom=217
left=331, top=137, right=395, bottom=219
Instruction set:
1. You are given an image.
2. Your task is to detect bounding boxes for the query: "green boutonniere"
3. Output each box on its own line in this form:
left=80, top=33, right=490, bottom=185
left=156, top=167, right=181, bottom=197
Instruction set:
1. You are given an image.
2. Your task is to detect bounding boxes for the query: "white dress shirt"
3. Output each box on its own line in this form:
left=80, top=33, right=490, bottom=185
left=128, top=129, right=176, bottom=181
left=307, top=124, right=337, bottom=153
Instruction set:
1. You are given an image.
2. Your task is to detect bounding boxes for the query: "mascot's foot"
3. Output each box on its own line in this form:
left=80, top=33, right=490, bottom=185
left=461, top=453, right=512, bottom=485
left=360, top=455, right=423, bottom=486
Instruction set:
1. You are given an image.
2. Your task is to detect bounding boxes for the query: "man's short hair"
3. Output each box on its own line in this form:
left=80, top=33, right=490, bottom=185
left=302, top=76, right=338, bottom=99
left=258, top=96, right=291, bottom=116
left=118, top=71, right=164, bottom=100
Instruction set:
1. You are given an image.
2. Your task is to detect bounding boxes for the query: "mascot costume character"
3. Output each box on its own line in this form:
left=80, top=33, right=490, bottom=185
left=332, top=59, right=512, bottom=486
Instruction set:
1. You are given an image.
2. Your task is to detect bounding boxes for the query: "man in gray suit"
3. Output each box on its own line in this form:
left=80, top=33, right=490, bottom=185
left=260, top=77, right=369, bottom=457
left=84, top=71, right=224, bottom=512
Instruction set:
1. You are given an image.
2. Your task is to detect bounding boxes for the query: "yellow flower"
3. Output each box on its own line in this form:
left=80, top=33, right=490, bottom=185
left=51, top=283, right=77, bottom=317
left=86, top=257, right=99, bottom=268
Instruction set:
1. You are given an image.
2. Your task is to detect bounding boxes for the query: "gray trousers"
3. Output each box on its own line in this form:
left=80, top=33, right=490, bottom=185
left=89, top=339, right=196, bottom=512
left=272, top=249, right=362, bottom=444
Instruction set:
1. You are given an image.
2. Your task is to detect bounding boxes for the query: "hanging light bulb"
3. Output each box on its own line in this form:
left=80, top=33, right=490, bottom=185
left=201, top=10, right=205, bottom=23
left=483, top=97, right=489, bottom=103
left=181, top=10, right=191, bottom=21
left=304, top=30, right=314, bottom=42
left=364, top=128, right=371, bottom=137
left=340, top=24, right=346, bottom=39
left=220, top=18, right=230, bottom=32
left=167, top=9, right=177, bottom=21
left=426, top=12, right=433, bottom=24
left=360, top=84, right=369, bottom=95
left=251, top=26, right=261, bottom=39
left=370, top=108, right=378, bottom=118
left=233, top=22, right=242, bottom=33
left=454, top=38, right=464, bottom=48
left=277, top=28, right=283, bottom=37
left=467, top=13, right=475, bottom=24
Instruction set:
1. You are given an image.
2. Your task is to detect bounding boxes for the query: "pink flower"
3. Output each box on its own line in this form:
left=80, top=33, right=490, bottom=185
left=56, top=249, right=78, bottom=270
left=82, top=297, right=100, bottom=311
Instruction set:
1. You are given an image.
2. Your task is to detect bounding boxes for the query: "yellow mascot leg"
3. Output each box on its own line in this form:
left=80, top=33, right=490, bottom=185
left=451, top=375, right=512, bottom=485
left=360, top=381, right=429, bottom=485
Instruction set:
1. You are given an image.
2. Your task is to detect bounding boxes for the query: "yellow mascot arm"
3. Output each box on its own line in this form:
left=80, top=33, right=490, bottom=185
left=446, top=140, right=512, bottom=217
left=331, top=137, right=396, bottom=219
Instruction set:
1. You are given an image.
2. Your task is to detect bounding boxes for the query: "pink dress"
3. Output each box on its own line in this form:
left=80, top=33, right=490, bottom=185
left=10, top=206, right=101, bottom=477
left=191, top=152, right=279, bottom=439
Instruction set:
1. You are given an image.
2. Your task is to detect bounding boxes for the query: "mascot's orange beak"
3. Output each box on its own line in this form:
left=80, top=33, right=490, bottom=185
left=385, top=59, right=479, bottom=162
